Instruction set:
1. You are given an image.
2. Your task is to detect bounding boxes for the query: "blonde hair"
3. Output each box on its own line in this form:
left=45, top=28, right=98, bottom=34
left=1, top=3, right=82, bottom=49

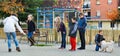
left=28, top=14, right=34, bottom=20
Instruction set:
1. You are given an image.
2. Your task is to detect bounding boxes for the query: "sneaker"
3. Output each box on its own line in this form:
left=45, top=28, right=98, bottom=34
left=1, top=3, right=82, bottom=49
left=58, top=47, right=65, bottom=49
left=8, top=49, right=11, bottom=52
left=69, top=49, right=76, bottom=51
left=77, top=47, right=85, bottom=50
left=16, top=47, right=21, bottom=52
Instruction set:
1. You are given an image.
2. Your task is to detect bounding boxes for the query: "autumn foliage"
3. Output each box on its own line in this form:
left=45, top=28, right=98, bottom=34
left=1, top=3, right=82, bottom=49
left=0, top=0, right=24, bottom=14
left=53, top=0, right=83, bottom=11
left=106, top=9, right=118, bottom=20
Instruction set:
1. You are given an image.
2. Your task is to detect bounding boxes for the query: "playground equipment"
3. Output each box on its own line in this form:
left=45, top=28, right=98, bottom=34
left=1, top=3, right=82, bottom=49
left=37, top=7, right=79, bottom=29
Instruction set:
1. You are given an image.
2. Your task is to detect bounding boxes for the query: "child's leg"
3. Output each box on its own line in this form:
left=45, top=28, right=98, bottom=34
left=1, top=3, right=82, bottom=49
left=62, top=34, right=66, bottom=48
left=70, top=37, right=73, bottom=50
left=61, top=33, right=66, bottom=48
left=70, top=37, right=76, bottom=50
left=95, top=44, right=100, bottom=51
left=73, top=37, right=76, bottom=50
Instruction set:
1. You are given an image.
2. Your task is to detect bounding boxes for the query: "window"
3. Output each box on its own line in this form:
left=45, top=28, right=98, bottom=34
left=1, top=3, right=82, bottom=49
left=119, top=0, right=120, bottom=6
left=110, top=22, right=114, bottom=28
left=96, top=10, right=100, bottom=17
left=98, top=21, right=102, bottom=29
left=108, top=0, right=112, bottom=4
left=96, top=0, right=100, bottom=5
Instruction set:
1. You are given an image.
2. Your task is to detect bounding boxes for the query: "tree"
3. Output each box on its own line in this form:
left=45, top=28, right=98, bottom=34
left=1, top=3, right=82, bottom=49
left=21, top=0, right=55, bottom=21
left=106, top=9, right=119, bottom=41
left=0, top=0, right=24, bottom=14
left=0, top=0, right=56, bottom=21
left=53, top=0, right=83, bottom=11
left=106, top=9, right=118, bottom=21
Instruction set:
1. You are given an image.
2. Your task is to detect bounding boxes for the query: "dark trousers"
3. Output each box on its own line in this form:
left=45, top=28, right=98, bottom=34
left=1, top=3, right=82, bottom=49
left=61, top=32, right=66, bottom=48
left=95, top=44, right=101, bottom=51
left=79, top=30, right=86, bottom=49
left=70, top=37, right=76, bottom=50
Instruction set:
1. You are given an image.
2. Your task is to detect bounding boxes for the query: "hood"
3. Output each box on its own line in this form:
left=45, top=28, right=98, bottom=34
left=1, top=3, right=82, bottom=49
left=10, top=15, right=18, bottom=22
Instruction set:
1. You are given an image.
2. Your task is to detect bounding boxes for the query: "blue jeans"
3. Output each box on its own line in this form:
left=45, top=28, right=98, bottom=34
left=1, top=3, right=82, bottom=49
left=61, top=32, right=66, bottom=48
left=27, top=32, right=33, bottom=38
left=5, top=32, right=19, bottom=49
left=95, top=44, right=101, bottom=51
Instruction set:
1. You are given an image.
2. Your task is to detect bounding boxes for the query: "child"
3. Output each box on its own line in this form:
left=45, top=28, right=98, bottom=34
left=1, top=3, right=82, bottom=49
left=27, top=14, right=36, bottom=46
left=95, top=30, right=105, bottom=51
left=58, top=18, right=66, bottom=49
left=118, top=35, right=120, bottom=47
left=68, top=17, right=78, bottom=51
left=3, top=14, right=26, bottom=52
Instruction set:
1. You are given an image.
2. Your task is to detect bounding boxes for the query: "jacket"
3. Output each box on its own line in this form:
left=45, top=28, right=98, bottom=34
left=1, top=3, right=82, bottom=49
left=95, top=34, right=105, bottom=44
left=58, top=22, right=66, bottom=34
left=68, top=22, right=78, bottom=37
left=3, top=15, right=24, bottom=33
left=27, top=20, right=35, bottom=32
left=78, top=17, right=87, bottom=32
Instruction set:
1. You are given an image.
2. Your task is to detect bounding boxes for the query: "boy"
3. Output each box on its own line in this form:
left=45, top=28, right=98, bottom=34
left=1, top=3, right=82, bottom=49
left=69, top=17, right=78, bottom=51
left=95, top=30, right=105, bottom=51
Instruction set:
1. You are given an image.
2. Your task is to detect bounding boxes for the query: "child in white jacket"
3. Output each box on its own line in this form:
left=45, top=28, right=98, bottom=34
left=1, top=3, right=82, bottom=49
left=3, top=14, right=26, bottom=52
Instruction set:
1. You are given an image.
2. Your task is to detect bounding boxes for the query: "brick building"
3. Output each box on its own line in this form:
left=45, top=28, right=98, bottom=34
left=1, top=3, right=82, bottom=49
left=83, top=0, right=118, bottom=29
left=91, top=0, right=118, bottom=20
left=119, top=0, right=120, bottom=8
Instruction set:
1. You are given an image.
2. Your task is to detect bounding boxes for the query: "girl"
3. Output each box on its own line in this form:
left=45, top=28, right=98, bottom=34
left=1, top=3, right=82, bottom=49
left=57, top=17, right=66, bottom=49
left=27, top=14, right=36, bottom=46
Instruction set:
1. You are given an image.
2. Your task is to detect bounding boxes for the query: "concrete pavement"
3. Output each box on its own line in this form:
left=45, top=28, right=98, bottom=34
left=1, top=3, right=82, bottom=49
left=0, top=39, right=120, bottom=56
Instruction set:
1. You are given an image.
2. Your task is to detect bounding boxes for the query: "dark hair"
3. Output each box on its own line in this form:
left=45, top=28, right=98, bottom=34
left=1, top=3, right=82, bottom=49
left=99, top=30, right=102, bottom=33
left=72, top=17, right=77, bottom=21
left=11, top=14, right=18, bottom=16
left=79, top=13, right=84, bottom=16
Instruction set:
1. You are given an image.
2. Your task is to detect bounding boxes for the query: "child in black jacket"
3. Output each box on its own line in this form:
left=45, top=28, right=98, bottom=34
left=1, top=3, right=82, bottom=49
left=95, top=30, right=105, bottom=51
left=27, top=14, right=36, bottom=46
left=69, top=17, right=78, bottom=51
left=58, top=20, right=66, bottom=49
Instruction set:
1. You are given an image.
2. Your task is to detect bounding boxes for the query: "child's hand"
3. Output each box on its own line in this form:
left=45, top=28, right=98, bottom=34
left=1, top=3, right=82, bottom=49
left=22, top=32, right=26, bottom=35
left=98, top=43, right=101, bottom=46
left=33, top=31, right=36, bottom=34
left=63, top=32, right=66, bottom=34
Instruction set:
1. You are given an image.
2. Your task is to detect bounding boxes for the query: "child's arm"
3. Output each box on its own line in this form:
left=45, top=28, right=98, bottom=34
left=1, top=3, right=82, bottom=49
left=71, top=22, right=78, bottom=34
left=95, top=34, right=99, bottom=44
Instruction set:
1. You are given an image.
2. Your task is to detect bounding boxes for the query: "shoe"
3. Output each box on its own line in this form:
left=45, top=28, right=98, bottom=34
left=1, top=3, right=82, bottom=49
left=31, top=37, right=36, bottom=43
left=69, top=49, right=76, bottom=51
left=8, top=49, right=11, bottom=52
left=16, top=47, right=21, bottom=52
left=77, top=47, right=85, bottom=50
left=28, top=38, right=34, bottom=46
left=58, top=47, right=65, bottom=49
left=30, top=44, right=34, bottom=46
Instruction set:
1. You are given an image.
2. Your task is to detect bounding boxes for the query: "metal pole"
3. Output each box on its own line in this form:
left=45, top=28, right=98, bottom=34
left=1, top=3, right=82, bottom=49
left=43, top=11, right=46, bottom=28
left=37, top=7, right=39, bottom=29
left=53, top=10, right=55, bottom=28
left=63, top=12, right=65, bottom=20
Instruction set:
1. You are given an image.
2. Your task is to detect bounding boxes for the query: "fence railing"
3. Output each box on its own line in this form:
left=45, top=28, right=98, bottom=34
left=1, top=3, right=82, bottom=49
left=0, top=28, right=120, bottom=44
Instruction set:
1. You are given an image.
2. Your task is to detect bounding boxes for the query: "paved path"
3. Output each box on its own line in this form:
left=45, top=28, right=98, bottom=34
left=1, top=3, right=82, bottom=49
left=0, top=39, right=120, bottom=56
